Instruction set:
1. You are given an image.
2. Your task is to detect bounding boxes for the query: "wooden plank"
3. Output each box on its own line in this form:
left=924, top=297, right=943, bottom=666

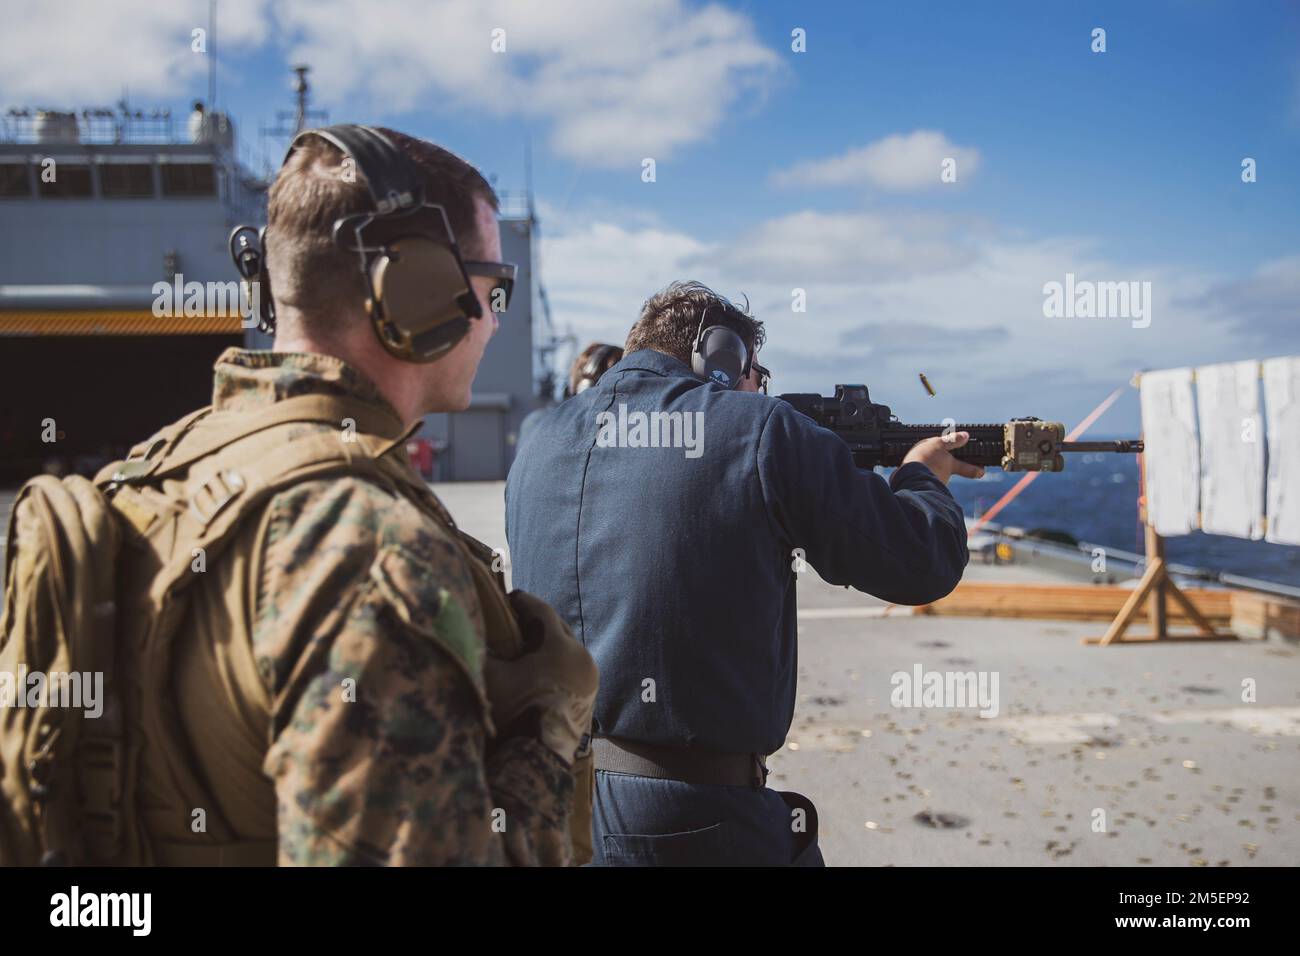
left=1231, top=591, right=1300, bottom=640
left=1147, top=525, right=1167, bottom=639
left=916, top=581, right=1233, bottom=624
left=1101, top=558, right=1164, bottom=646
left=1081, top=631, right=1236, bottom=645
left=1165, top=578, right=1221, bottom=637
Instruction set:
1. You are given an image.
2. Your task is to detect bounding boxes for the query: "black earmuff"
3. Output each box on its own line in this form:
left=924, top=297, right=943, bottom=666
left=331, top=190, right=483, bottom=364
left=229, top=124, right=491, bottom=363
left=228, top=225, right=274, bottom=334
left=569, top=344, right=621, bottom=397
left=691, top=306, right=750, bottom=389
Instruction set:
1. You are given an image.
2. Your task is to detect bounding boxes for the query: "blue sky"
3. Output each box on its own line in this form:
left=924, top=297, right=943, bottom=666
left=3, top=0, right=1298, bottom=428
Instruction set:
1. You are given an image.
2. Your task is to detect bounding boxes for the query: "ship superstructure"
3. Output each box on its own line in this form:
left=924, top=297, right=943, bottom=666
left=0, top=92, right=542, bottom=482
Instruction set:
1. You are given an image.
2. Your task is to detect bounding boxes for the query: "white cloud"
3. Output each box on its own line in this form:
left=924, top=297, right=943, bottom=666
left=0, top=1, right=781, bottom=169
left=507, top=2, right=780, bottom=166
left=771, top=130, right=980, bottom=192
left=1178, top=253, right=1300, bottom=341
left=710, top=209, right=980, bottom=283
left=277, top=0, right=782, bottom=168
left=537, top=202, right=1283, bottom=428
left=0, top=0, right=269, bottom=104
left=538, top=217, right=713, bottom=347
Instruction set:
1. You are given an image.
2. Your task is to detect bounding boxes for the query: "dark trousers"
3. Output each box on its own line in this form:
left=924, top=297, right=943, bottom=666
left=591, top=770, right=825, bottom=867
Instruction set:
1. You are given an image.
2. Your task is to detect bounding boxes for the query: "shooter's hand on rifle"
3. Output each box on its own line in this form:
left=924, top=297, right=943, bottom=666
left=903, top=431, right=987, bottom=485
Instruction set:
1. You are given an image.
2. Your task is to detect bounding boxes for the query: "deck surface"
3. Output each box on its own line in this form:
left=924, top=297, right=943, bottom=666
left=4, top=481, right=1296, bottom=866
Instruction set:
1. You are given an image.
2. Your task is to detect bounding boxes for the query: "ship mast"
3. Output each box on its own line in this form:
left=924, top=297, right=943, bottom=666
left=257, top=65, right=326, bottom=176
left=207, top=0, right=217, bottom=111
left=292, top=65, right=310, bottom=135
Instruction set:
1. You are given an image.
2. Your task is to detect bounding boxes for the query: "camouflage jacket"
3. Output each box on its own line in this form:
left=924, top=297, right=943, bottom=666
left=188, top=349, right=573, bottom=865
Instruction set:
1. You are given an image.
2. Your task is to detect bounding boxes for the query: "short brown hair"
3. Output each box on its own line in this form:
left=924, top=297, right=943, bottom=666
left=266, top=127, right=498, bottom=334
left=624, top=280, right=765, bottom=366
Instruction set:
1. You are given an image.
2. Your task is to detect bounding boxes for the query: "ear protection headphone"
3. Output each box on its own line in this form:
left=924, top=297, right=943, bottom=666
left=230, top=124, right=510, bottom=363
left=567, top=344, right=622, bottom=397
left=691, top=305, right=751, bottom=389
left=230, top=223, right=273, bottom=332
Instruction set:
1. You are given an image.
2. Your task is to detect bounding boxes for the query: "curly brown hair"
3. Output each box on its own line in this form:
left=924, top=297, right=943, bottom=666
left=624, top=280, right=764, bottom=366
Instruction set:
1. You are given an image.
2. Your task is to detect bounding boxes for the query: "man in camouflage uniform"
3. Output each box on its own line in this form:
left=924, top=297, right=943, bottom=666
left=138, top=128, right=597, bottom=865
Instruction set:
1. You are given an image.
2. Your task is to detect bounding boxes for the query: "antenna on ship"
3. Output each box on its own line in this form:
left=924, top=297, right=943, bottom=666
left=523, top=136, right=571, bottom=401
left=257, top=65, right=328, bottom=176
left=208, top=0, right=218, bottom=112
left=292, top=65, right=310, bottom=134
left=525, top=136, right=535, bottom=222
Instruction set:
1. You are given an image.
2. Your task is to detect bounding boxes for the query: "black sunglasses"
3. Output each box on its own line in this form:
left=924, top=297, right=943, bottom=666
left=751, top=360, right=770, bottom=394
left=464, top=260, right=517, bottom=313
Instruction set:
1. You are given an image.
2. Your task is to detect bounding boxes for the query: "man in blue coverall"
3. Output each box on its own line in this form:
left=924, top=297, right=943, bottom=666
left=506, top=280, right=980, bottom=866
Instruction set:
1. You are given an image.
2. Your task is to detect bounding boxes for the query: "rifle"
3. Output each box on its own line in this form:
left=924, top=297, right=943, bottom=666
left=777, top=385, right=1143, bottom=472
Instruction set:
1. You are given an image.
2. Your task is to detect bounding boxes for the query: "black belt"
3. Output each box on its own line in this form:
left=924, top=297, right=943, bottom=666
left=592, top=736, right=769, bottom=789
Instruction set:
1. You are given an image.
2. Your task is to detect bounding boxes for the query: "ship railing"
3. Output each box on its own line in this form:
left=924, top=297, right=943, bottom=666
left=496, top=190, right=531, bottom=220
left=970, top=515, right=1300, bottom=601
left=2, top=107, right=179, bottom=145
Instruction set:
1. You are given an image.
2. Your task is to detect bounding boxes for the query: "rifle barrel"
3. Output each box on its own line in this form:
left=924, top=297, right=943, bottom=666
left=1060, top=440, right=1144, bottom=453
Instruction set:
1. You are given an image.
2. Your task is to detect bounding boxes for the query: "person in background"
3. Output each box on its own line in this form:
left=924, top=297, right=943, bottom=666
left=517, top=342, right=624, bottom=449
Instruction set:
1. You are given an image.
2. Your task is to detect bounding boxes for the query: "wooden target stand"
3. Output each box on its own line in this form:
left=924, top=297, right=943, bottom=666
left=1086, top=449, right=1237, bottom=645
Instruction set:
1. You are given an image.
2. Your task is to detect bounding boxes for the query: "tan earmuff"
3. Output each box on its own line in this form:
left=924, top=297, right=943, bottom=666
left=368, top=236, right=478, bottom=363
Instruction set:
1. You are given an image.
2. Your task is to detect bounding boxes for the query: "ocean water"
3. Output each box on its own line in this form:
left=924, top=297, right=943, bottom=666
left=936, top=450, right=1300, bottom=589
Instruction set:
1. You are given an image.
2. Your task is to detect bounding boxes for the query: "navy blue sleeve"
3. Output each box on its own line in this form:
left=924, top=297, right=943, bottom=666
left=757, top=401, right=969, bottom=605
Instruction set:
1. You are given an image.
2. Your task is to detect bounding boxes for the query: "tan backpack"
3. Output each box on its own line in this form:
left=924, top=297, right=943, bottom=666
left=1, top=395, right=593, bottom=865
left=0, top=474, right=122, bottom=864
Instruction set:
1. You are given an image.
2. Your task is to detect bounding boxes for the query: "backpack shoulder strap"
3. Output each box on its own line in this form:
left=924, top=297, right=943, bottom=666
left=108, top=395, right=406, bottom=489
left=146, top=392, right=426, bottom=590
left=170, top=412, right=527, bottom=659
left=129, top=405, right=212, bottom=461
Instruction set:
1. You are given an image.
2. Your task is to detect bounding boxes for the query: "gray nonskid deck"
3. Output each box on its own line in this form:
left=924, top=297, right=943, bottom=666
left=436, top=480, right=1299, bottom=867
